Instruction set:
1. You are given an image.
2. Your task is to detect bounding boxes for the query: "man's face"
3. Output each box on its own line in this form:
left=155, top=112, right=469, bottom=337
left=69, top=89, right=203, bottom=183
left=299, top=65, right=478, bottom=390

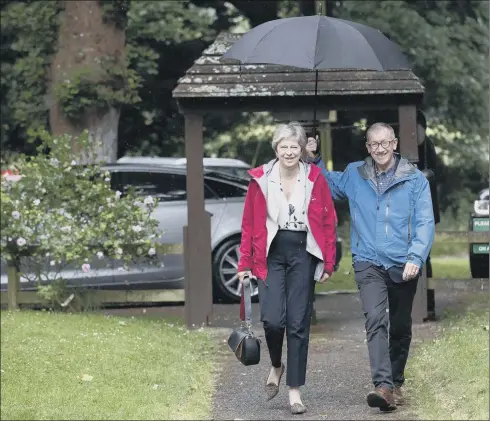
left=366, top=128, right=398, bottom=168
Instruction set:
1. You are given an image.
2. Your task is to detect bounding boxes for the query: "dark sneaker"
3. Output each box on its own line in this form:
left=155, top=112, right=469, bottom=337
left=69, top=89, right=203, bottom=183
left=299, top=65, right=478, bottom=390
left=367, top=386, right=397, bottom=411
left=394, top=386, right=405, bottom=405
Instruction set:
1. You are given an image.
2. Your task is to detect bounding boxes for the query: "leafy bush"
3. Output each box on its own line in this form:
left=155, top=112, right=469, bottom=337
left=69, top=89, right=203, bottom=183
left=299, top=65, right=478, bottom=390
left=0, top=129, right=161, bottom=306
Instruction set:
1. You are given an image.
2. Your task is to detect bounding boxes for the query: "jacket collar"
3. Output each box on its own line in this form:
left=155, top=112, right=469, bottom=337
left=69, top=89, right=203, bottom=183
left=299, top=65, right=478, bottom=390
left=358, top=153, right=416, bottom=182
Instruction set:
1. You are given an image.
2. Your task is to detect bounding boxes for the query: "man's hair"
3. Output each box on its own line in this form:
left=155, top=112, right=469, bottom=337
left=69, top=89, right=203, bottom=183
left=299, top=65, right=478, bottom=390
left=366, top=122, right=395, bottom=142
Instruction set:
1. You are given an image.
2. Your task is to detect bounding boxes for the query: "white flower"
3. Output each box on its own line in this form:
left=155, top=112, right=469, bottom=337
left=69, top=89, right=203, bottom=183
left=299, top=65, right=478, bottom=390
left=96, top=251, right=104, bottom=259
left=136, top=247, right=143, bottom=255
left=115, top=191, right=122, bottom=198
left=132, top=225, right=142, bottom=233
left=50, top=158, right=60, bottom=167
left=133, top=200, right=142, bottom=207
left=60, top=226, right=72, bottom=233
left=50, top=260, right=56, bottom=266
left=115, top=247, right=123, bottom=256
left=71, top=160, right=77, bottom=166
left=81, top=263, right=91, bottom=273
left=11, top=211, right=20, bottom=219
left=144, top=196, right=154, bottom=206
left=104, top=177, right=110, bottom=183
left=98, top=206, right=104, bottom=212
left=33, top=199, right=40, bottom=206
left=148, top=248, right=156, bottom=256
left=45, top=252, right=50, bottom=257
left=16, top=237, right=26, bottom=247
left=8, top=237, right=12, bottom=241
left=4, top=174, right=22, bottom=182
left=106, top=197, right=112, bottom=203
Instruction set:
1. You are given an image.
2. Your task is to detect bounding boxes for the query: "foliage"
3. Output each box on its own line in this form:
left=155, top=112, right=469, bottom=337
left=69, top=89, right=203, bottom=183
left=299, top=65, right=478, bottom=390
left=53, top=56, right=142, bottom=123
left=0, top=0, right=62, bottom=152
left=335, top=0, right=489, bottom=138
left=0, top=129, right=161, bottom=306
left=99, top=0, right=131, bottom=29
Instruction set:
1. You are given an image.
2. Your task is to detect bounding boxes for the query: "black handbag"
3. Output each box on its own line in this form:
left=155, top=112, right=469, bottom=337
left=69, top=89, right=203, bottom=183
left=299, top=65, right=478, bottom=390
left=227, top=277, right=261, bottom=366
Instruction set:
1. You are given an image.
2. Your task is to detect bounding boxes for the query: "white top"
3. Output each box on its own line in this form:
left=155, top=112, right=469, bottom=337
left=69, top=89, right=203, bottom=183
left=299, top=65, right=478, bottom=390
left=267, top=162, right=307, bottom=232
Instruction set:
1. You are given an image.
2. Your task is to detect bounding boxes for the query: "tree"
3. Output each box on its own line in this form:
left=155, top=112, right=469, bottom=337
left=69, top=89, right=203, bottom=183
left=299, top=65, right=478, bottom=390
left=49, top=0, right=139, bottom=163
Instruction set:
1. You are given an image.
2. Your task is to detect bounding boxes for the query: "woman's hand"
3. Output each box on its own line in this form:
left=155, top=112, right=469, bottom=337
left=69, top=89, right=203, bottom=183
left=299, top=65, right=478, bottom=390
left=317, top=272, right=330, bottom=283
left=238, top=271, right=254, bottom=283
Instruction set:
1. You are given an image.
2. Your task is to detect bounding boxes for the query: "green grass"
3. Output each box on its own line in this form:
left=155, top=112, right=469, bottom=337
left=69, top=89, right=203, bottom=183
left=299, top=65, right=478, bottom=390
left=406, top=308, right=489, bottom=420
left=0, top=310, right=215, bottom=420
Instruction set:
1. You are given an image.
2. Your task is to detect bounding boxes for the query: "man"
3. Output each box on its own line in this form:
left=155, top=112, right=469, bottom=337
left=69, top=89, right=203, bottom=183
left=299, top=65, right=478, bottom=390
left=316, top=122, right=435, bottom=411
left=416, top=110, right=441, bottom=320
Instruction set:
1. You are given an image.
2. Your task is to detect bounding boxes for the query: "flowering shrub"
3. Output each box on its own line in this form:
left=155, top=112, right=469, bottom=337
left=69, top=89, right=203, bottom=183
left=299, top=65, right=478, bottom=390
left=0, top=129, right=161, bottom=306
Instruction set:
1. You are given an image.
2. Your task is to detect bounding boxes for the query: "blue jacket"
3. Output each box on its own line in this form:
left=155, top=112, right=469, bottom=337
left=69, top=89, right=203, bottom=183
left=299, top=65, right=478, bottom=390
left=322, top=155, right=435, bottom=269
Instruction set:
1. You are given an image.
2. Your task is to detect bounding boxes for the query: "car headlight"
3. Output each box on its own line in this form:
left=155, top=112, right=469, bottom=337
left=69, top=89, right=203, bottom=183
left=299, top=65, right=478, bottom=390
left=474, top=199, right=489, bottom=216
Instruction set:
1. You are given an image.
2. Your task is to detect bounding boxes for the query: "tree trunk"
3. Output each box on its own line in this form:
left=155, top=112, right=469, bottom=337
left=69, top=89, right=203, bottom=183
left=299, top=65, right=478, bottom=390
left=48, top=0, right=125, bottom=163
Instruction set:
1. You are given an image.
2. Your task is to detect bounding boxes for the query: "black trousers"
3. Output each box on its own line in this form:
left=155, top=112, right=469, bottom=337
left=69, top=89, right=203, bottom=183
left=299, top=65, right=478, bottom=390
left=257, top=230, right=317, bottom=388
left=354, top=264, right=418, bottom=389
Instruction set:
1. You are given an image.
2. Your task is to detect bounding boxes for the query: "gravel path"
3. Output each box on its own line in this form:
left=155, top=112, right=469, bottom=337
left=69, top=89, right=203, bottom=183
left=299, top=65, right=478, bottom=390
left=209, top=279, right=488, bottom=420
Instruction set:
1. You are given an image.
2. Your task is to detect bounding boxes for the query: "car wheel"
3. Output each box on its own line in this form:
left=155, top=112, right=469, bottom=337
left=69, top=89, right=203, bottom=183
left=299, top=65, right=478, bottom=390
left=212, top=237, right=259, bottom=303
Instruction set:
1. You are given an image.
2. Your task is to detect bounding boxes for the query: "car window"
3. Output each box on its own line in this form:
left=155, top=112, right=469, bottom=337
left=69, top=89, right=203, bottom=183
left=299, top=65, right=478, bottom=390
left=112, top=171, right=187, bottom=202
left=205, top=178, right=247, bottom=199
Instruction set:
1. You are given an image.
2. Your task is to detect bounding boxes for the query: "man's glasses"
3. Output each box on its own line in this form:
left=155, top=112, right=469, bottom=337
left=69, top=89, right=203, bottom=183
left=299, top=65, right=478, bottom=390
left=366, top=138, right=396, bottom=151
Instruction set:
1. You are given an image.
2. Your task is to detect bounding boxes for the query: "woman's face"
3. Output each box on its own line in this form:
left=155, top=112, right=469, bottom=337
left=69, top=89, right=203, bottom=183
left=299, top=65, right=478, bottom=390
left=276, top=137, right=302, bottom=169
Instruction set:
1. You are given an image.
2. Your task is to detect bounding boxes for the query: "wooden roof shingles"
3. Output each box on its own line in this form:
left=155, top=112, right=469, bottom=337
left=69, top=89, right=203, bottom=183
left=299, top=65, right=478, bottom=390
left=172, top=32, right=425, bottom=100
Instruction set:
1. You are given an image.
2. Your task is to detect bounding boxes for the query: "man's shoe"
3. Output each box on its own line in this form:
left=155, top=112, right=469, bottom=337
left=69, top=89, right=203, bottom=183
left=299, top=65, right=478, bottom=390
left=366, top=386, right=397, bottom=411
left=394, top=386, right=405, bottom=405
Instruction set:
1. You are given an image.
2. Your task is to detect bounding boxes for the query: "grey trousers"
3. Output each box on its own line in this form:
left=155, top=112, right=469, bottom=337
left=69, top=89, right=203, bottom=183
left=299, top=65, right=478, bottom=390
left=354, top=264, right=418, bottom=389
left=257, top=230, right=317, bottom=387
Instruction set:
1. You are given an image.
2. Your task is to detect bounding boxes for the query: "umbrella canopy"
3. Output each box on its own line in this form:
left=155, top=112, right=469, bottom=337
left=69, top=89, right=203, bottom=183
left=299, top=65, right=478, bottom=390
left=223, top=15, right=411, bottom=71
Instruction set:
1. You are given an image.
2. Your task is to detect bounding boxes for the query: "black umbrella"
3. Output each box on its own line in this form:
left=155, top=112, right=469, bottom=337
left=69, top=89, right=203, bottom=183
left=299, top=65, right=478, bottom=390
left=223, top=15, right=411, bottom=131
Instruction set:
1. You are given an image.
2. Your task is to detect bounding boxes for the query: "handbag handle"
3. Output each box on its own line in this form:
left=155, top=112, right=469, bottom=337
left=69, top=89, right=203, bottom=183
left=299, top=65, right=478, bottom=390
left=242, top=276, right=253, bottom=328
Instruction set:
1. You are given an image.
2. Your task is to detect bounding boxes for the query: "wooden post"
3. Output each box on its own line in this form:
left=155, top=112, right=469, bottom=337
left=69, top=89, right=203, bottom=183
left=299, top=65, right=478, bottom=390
left=183, top=112, right=213, bottom=329
left=399, top=104, right=427, bottom=323
left=7, top=259, right=20, bottom=310
left=398, top=105, right=418, bottom=162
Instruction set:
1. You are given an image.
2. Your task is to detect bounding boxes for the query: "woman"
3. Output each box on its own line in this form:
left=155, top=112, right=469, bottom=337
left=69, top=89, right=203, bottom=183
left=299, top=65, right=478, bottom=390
left=237, top=122, right=337, bottom=414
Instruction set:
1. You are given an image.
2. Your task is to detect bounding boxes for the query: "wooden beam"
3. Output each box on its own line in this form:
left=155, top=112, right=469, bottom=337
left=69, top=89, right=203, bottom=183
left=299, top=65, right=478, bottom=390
left=398, top=105, right=418, bottom=162
left=183, top=112, right=213, bottom=329
left=7, top=260, right=20, bottom=310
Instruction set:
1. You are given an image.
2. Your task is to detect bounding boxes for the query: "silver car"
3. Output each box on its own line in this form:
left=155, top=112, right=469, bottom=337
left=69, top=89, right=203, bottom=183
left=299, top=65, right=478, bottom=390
left=1, top=163, right=342, bottom=303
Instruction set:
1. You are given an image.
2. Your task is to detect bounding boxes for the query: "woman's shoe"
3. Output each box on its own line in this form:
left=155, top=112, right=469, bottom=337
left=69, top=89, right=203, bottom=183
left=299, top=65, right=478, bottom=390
left=290, top=402, right=307, bottom=415
left=265, top=364, right=285, bottom=401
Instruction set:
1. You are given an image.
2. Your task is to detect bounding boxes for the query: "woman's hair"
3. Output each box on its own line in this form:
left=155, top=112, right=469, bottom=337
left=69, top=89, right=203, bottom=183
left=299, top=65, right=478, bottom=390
left=271, top=121, right=307, bottom=152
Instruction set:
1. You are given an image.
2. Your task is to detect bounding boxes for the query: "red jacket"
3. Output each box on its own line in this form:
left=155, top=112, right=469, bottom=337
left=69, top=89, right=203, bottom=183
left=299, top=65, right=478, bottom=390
left=238, top=161, right=337, bottom=319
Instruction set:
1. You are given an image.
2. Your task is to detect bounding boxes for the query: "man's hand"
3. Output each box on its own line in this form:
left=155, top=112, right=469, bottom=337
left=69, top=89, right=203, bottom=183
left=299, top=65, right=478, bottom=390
left=318, top=272, right=330, bottom=283
left=306, top=136, right=318, bottom=159
left=402, top=262, right=420, bottom=281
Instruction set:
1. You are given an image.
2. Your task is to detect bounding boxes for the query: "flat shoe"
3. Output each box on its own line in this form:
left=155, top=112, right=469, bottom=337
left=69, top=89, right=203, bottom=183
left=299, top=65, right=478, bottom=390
left=290, top=402, right=307, bottom=415
left=265, top=364, right=285, bottom=401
